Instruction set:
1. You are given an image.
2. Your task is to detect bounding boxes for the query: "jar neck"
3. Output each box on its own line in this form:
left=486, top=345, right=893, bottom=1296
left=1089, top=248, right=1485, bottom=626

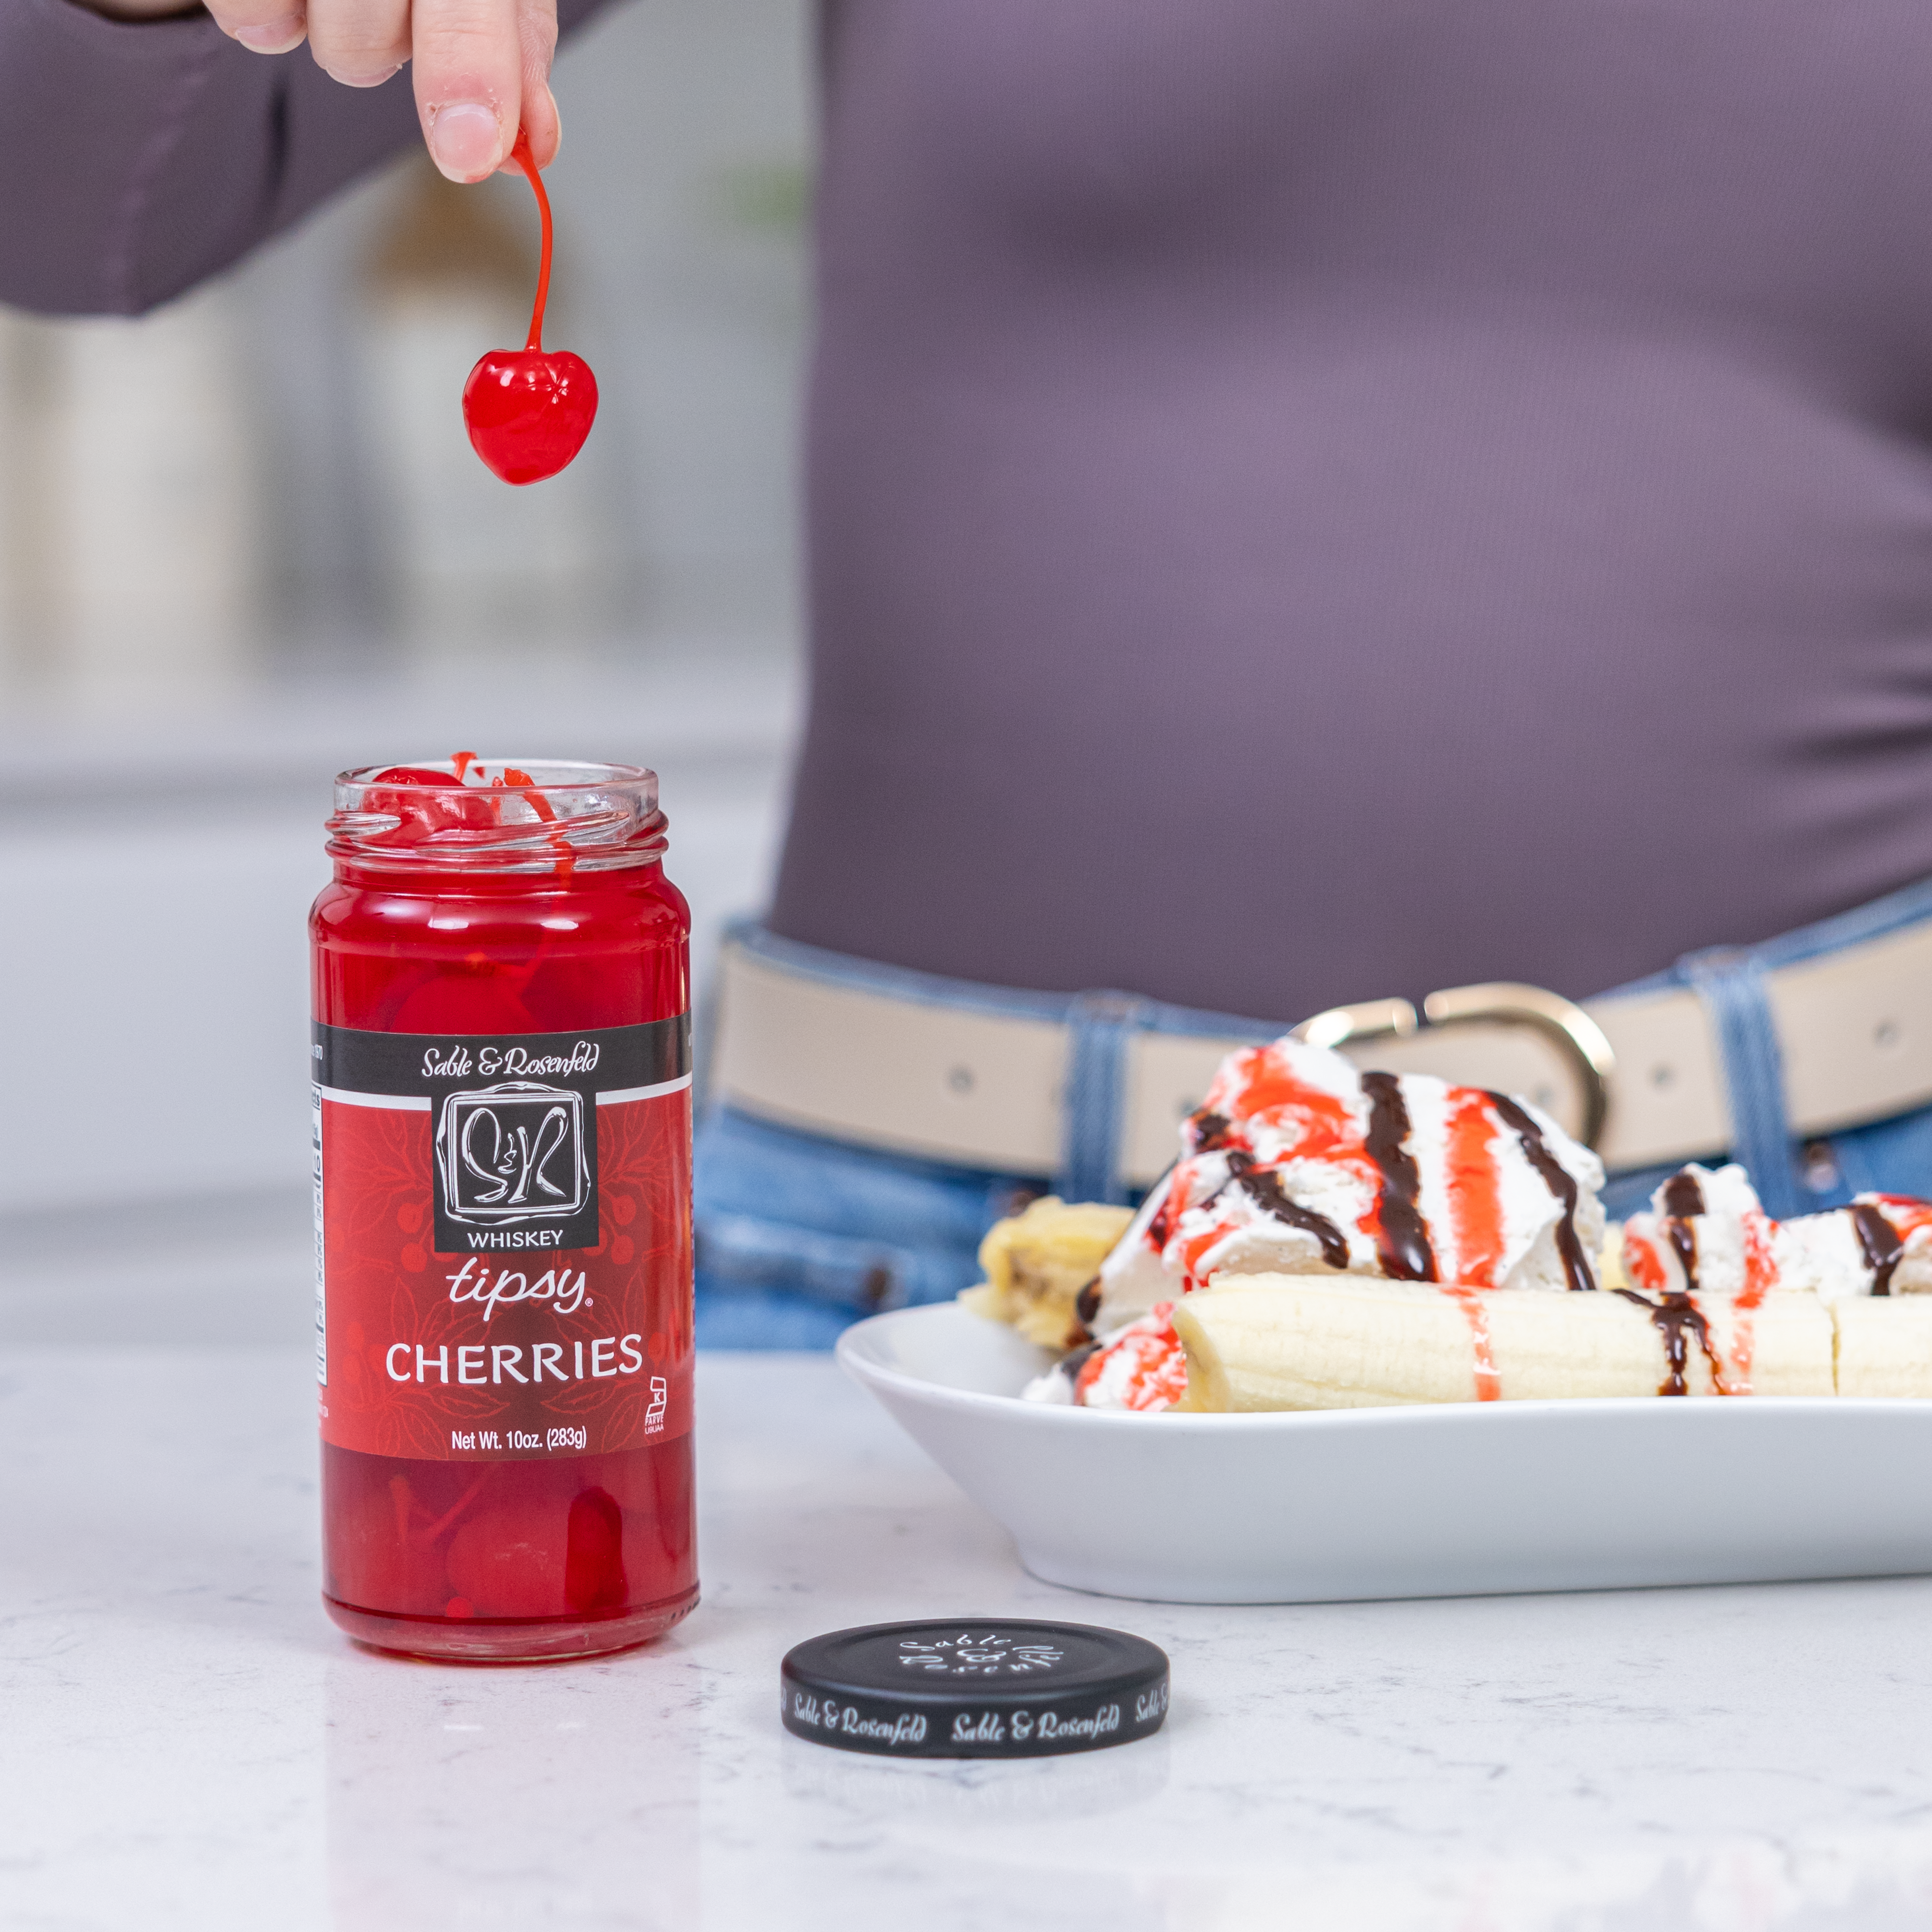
left=329, top=853, right=665, bottom=895
left=327, top=758, right=667, bottom=881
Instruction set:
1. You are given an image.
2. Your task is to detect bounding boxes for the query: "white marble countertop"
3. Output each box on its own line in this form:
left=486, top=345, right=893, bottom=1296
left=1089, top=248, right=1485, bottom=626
left=9, top=1347, right=1932, bottom=1932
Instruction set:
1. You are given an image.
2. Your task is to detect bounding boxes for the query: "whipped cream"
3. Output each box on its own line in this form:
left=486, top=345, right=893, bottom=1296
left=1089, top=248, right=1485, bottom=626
left=1623, top=1165, right=1932, bottom=1303
left=1093, top=1037, right=1605, bottom=1332
left=1022, top=1305, right=1187, bottom=1412
left=1019, top=1363, right=1075, bottom=1405
left=1621, top=1164, right=1779, bottom=1301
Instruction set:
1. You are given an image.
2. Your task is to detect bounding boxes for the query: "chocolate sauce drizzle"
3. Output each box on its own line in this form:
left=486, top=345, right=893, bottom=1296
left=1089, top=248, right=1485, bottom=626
left=1055, top=1338, right=1102, bottom=1390
left=1074, top=1277, right=1102, bottom=1327
left=1488, top=1092, right=1596, bottom=1293
left=1187, top=1108, right=1233, bottom=1152
left=1661, top=1170, right=1707, bottom=1220
left=1612, top=1164, right=1728, bottom=1395
left=1224, top=1153, right=1352, bottom=1272
left=1658, top=1165, right=1706, bottom=1298
left=1147, top=1164, right=1182, bottom=1250
left=1361, top=1072, right=1438, bottom=1281
left=1852, top=1202, right=1904, bottom=1297
left=1614, top=1287, right=1726, bottom=1396
left=1665, top=1208, right=1701, bottom=1299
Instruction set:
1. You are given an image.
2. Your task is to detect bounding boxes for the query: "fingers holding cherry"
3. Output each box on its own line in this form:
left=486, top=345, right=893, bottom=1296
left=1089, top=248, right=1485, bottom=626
left=413, top=0, right=556, bottom=182
left=200, top=0, right=560, bottom=186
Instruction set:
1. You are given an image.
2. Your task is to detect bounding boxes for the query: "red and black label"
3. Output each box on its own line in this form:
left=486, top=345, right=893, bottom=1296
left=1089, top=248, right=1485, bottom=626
left=313, top=1017, right=693, bottom=1462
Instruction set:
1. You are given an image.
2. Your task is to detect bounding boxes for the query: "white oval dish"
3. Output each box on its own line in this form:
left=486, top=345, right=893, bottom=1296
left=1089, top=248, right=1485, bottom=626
left=836, top=1302, right=1932, bottom=1603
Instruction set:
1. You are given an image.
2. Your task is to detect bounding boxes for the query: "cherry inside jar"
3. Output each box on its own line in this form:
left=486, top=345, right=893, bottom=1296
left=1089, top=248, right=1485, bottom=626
left=311, top=759, right=696, bottom=1662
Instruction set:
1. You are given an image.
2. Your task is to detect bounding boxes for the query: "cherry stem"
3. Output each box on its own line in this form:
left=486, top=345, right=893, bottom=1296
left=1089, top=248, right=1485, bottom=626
left=509, top=128, right=554, bottom=353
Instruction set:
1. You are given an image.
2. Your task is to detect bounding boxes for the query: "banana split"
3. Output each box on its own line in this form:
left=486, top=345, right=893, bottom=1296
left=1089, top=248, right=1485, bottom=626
left=961, top=1035, right=1932, bottom=1413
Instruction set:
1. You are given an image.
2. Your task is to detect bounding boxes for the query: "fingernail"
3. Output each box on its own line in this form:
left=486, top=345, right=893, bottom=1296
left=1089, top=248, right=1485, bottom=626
left=428, top=102, right=502, bottom=182
left=325, top=61, right=405, bottom=87
left=547, top=86, right=563, bottom=157
left=234, top=11, right=305, bottom=52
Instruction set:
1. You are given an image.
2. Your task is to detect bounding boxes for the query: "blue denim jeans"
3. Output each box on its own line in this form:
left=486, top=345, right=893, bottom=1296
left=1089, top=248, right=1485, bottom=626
left=692, top=893, right=1932, bottom=1350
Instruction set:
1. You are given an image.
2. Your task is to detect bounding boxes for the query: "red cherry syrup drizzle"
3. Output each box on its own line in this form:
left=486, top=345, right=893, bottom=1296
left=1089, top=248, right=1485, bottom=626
left=462, top=132, right=599, bottom=486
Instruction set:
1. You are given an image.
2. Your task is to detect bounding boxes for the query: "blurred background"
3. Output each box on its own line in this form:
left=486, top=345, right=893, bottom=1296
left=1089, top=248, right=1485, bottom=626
left=0, top=0, right=810, bottom=1345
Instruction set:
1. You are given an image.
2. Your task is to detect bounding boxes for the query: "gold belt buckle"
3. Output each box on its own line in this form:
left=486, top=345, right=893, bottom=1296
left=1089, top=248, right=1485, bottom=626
left=1291, top=982, right=1616, bottom=1151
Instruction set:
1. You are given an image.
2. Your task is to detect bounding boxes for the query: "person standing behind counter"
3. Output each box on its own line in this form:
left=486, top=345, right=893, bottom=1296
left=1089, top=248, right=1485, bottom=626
left=9, top=0, right=1932, bottom=1342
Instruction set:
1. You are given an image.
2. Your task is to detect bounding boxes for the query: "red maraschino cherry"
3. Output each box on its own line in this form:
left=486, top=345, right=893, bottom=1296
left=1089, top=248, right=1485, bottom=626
left=462, top=131, right=598, bottom=486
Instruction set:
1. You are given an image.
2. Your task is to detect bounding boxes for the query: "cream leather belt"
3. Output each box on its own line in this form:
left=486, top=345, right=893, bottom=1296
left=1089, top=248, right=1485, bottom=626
left=710, top=922, right=1932, bottom=1185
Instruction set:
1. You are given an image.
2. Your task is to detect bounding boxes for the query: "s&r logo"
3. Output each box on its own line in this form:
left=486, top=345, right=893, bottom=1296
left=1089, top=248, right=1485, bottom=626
left=437, top=1082, right=589, bottom=1226
left=897, top=1633, right=1066, bottom=1676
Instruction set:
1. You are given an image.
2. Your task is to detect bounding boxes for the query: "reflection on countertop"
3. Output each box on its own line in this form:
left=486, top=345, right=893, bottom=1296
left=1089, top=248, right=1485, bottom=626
left=8, top=1348, right=1932, bottom=1932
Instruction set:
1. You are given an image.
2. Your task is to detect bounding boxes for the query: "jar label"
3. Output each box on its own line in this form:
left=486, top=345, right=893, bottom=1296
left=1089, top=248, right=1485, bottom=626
left=312, top=1017, right=693, bottom=1461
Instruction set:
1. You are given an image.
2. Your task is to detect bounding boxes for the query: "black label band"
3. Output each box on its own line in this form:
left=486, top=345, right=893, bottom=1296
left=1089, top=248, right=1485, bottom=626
left=313, top=1016, right=690, bottom=1257
left=313, top=1016, right=688, bottom=1101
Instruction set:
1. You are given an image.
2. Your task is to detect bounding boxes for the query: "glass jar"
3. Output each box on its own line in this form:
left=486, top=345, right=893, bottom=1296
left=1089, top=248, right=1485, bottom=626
left=310, top=758, right=696, bottom=1661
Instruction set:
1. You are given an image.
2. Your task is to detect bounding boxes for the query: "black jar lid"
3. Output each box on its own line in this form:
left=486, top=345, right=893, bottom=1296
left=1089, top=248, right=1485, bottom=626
left=780, top=1619, right=1170, bottom=1759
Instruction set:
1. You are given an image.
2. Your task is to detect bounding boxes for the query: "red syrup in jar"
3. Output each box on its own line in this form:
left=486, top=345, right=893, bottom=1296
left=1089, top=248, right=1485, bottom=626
left=311, top=758, right=695, bottom=1661
left=462, top=131, right=599, bottom=486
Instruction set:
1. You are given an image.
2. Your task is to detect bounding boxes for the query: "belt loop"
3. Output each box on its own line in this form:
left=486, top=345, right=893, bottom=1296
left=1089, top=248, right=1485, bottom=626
left=1677, top=945, right=1803, bottom=1219
left=1058, top=991, right=1149, bottom=1205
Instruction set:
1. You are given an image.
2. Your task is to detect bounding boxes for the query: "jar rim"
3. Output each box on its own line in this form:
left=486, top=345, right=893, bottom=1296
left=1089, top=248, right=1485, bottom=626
left=328, top=757, right=666, bottom=874
left=333, top=756, right=655, bottom=791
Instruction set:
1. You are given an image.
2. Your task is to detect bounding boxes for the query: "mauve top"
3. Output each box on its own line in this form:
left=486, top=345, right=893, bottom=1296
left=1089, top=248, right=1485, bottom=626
left=8, top=0, right=1932, bottom=1022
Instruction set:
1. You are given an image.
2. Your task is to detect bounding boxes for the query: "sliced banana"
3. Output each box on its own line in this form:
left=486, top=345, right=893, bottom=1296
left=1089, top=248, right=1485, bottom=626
left=1169, top=1274, right=1836, bottom=1411
left=968, top=1196, right=1136, bottom=1350
left=1833, top=1297, right=1932, bottom=1398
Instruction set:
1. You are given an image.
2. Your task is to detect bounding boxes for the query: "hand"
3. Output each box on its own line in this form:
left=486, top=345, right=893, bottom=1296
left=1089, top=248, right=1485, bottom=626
left=76, top=0, right=561, bottom=184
